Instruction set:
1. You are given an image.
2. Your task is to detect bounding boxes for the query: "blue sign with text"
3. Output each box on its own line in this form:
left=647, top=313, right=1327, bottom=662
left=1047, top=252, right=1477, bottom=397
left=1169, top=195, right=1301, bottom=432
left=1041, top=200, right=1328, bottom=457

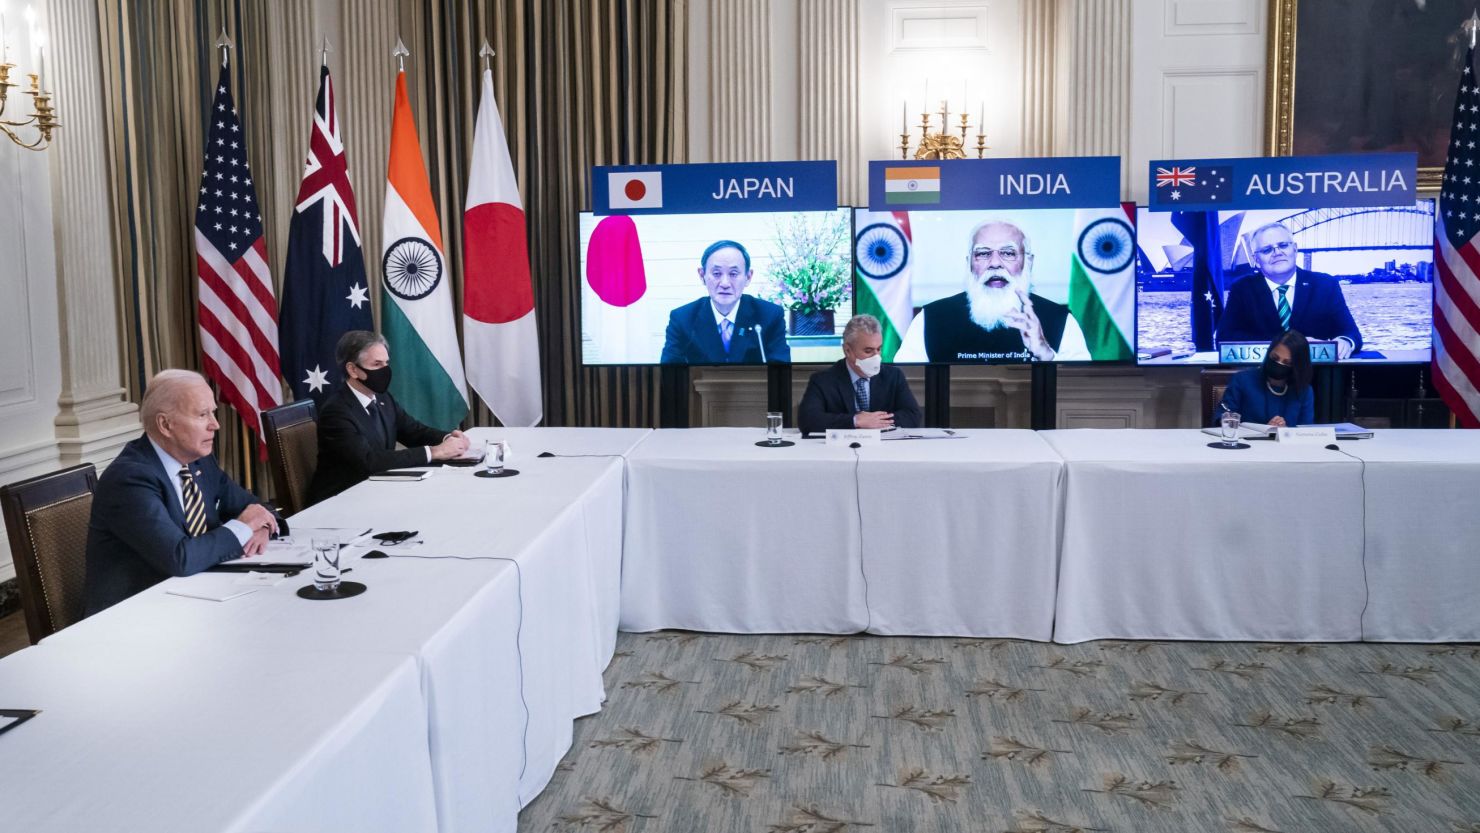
left=866, top=156, right=1120, bottom=211
left=1219, top=341, right=1339, bottom=364
left=592, top=161, right=838, bottom=215
left=1147, top=153, right=1417, bottom=212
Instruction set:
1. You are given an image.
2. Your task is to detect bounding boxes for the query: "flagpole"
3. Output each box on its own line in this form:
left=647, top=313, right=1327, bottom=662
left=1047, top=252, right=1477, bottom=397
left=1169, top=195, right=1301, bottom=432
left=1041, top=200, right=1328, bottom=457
left=393, top=37, right=408, bottom=72
left=480, top=37, right=494, bottom=73
left=320, top=37, right=332, bottom=69
left=215, top=27, right=233, bottom=68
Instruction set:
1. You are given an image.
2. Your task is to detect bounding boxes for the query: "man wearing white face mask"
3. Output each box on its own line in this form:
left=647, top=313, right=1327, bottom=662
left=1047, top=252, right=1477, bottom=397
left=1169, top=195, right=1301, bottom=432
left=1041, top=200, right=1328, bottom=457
left=798, top=314, right=923, bottom=435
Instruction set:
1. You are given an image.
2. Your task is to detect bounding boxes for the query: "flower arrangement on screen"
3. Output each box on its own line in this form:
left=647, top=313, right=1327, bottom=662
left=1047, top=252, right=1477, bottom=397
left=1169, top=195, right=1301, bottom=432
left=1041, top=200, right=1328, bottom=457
left=763, top=212, right=852, bottom=316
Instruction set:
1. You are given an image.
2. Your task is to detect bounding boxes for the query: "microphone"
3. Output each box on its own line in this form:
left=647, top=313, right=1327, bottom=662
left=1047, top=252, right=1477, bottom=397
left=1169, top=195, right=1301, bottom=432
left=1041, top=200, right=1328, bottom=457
left=537, top=451, right=555, bottom=458
left=755, top=322, right=768, bottom=364
left=1325, top=443, right=1340, bottom=451
left=849, top=441, right=862, bottom=449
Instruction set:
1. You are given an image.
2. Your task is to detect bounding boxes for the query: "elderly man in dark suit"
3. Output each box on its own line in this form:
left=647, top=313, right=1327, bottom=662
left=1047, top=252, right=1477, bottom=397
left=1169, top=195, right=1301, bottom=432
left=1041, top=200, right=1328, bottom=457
left=1216, top=221, right=1363, bottom=358
left=84, top=369, right=280, bottom=614
left=798, top=314, right=923, bottom=435
left=659, top=239, right=791, bottom=364
left=307, top=330, right=469, bottom=504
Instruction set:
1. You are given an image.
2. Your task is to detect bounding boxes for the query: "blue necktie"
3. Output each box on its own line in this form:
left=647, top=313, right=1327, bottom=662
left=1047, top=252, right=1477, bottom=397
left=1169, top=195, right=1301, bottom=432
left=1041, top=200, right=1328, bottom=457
left=1276, top=285, right=1291, bottom=331
left=720, top=319, right=733, bottom=352
left=854, top=378, right=870, bottom=412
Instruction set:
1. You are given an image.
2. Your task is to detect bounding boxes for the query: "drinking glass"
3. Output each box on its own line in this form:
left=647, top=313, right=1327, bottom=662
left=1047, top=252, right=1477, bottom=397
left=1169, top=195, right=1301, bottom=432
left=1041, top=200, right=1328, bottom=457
left=765, top=412, right=783, bottom=445
left=485, top=440, right=507, bottom=473
left=1220, top=411, right=1241, bottom=447
left=311, top=536, right=341, bottom=593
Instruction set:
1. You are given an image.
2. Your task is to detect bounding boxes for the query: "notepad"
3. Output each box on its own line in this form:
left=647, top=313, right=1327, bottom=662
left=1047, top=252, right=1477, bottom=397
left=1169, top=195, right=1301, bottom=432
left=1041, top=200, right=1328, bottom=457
left=369, top=470, right=432, bottom=482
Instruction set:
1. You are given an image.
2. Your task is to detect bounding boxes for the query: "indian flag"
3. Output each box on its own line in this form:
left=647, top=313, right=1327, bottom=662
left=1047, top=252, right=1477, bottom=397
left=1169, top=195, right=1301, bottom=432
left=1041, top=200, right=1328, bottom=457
left=853, top=210, right=914, bottom=361
left=1067, top=206, right=1136, bottom=360
left=883, top=166, right=941, bottom=205
left=380, top=70, right=468, bottom=428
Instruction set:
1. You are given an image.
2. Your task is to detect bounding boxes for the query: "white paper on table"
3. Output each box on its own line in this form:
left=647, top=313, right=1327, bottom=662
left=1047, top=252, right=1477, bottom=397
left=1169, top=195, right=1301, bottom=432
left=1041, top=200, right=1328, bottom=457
left=165, top=572, right=284, bottom=602
left=220, top=527, right=372, bottom=565
left=881, top=428, right=964, bottom=440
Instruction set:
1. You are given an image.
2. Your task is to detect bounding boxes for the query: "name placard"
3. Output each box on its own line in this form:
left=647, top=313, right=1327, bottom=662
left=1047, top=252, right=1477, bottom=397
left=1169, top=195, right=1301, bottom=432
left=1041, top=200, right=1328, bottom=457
left=592, top=161, right=838, bottom=215
left=866, top=157, right=1120, bottom=211
left=1276, top=426, right=1337, bottom=446
left=1218, top=341, right=1340, bottom=364
left=826, top=428, right=882, bottom=447
left=1147, top=152, right=1417, bottom=212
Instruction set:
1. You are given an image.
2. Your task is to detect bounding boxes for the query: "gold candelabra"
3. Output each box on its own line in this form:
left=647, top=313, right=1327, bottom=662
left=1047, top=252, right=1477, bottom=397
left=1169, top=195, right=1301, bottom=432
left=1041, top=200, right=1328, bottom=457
left=0, top=61, right=59, bottom=150
left=900, top=100, right=985, bottom=160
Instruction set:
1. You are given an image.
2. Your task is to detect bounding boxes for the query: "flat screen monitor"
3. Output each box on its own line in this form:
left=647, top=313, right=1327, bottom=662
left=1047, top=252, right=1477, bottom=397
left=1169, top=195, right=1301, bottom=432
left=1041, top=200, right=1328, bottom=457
left=1135, top=203, right=1434, bottom=364
left=852, top=207, right=1137, bottom=364
left=579, top=209, right=853, bottom=365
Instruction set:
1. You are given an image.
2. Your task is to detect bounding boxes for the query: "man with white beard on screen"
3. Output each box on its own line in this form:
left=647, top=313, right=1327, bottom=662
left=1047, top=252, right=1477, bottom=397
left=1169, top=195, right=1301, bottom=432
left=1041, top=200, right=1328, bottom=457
left=894, top=219, right=1090, bottom=363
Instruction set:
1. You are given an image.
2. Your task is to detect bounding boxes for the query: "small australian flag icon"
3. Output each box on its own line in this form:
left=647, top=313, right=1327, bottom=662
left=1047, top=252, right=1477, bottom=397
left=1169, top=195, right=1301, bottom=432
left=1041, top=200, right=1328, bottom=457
left=1154, top=164, right=1232, bottom=205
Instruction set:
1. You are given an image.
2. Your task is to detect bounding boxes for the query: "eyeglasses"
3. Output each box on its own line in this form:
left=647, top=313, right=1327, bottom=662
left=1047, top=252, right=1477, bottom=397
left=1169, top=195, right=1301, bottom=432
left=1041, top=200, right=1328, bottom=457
left=1254, top=241, right=1294, bottom=257
left=972, top=247, right=1023, bottom=264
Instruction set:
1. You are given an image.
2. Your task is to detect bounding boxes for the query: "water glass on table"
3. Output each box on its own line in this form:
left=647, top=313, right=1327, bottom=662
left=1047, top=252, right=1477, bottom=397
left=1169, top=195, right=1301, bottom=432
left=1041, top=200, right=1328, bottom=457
left=311, top=536, right=341, bottom=593
left=1219, top=410, right=1242, bottom=447
left=765, top=411, right=784, bottom=445
left=485, top=440, right=507, bottom=474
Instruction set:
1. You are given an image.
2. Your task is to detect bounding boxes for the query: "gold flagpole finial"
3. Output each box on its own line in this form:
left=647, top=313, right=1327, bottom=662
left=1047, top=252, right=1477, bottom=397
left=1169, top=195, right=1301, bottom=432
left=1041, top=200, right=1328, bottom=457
left=479, top=38, right=495, bottom=72
left=392, top=37, right=409, bottom=72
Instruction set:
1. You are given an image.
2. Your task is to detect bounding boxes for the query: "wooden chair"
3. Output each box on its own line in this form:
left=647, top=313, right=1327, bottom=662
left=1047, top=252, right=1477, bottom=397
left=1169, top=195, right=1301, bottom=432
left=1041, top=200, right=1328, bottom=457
left=0, top=464, right=97, bottom=644
left=1199, top=368, right=1239, bottom=427
left=262, top=399, right=318, bottom=515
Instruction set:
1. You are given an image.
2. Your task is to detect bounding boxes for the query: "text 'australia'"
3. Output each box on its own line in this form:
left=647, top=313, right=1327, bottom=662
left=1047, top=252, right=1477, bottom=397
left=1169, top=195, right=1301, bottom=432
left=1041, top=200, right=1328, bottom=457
left=1245, top=169, right=1408, bottom=196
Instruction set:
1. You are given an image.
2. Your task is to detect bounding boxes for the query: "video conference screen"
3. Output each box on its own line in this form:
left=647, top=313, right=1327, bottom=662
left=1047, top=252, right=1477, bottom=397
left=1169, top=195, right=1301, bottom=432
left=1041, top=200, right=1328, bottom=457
left=853, top=207, right=1137, bottom=364
left=579, top=209, right=853, bottom=365
left=1135, top=202, right=1434, bottom=365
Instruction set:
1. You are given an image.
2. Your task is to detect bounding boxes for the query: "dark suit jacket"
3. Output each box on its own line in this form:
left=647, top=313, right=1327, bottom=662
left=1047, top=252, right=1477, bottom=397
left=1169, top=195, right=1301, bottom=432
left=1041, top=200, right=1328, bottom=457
left=307, top=383, right=450, bottom=505
left=797, top=360, right=923, bottom=436
left=660, top=295, right=792, bottom=364
left=1216, top=269, right=1363, bottom=351
left=1214, top=366, right=1314, bottom=427
left=84, top=434, right=273, bottom=615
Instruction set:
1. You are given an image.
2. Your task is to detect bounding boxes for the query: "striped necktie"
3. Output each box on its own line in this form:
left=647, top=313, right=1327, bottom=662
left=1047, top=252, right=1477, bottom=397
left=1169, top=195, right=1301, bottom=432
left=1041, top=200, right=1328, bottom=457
left=719, top=319, right=733, bottom=352
left=1276, top=284, right=1291, bottom=330
left=178, top=466, right=207, bottom=537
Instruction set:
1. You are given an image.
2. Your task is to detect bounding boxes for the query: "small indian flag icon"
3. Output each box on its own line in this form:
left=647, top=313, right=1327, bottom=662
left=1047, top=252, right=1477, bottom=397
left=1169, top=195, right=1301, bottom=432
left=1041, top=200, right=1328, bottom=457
left=883, top=166, right=941, bottom=204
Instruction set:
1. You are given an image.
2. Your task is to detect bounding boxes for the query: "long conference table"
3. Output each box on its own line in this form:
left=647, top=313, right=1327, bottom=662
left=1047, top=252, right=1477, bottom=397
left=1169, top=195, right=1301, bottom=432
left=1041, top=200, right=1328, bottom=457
left=3, top=426, right=1477, bottom=831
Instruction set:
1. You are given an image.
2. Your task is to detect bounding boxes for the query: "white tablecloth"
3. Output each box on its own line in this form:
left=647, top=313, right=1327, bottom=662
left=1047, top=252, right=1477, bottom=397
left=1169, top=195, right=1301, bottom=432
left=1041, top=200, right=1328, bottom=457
left=1043, top=429, right=1367, bottom=643
left=34, top=427, right=645, bottom=833
left=0, top=643, right=438, bottom=833
left=1338, top=430, right=1480, bottom=642
left=621, top=428, right=1063, bottom=638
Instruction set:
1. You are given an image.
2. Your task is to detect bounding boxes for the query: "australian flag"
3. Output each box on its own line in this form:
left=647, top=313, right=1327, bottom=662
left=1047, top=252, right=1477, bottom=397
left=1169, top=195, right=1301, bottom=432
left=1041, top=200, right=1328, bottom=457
left=1170, top=211, right=1225, bottom=351
left=279, top=64, right=371, bottom=403
left=1153, top=164, right=1233, bottom=207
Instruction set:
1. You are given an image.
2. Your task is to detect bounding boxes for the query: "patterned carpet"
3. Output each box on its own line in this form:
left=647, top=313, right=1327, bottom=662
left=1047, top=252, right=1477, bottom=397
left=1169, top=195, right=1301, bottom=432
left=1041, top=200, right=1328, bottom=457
left=519, top=632, right=1480, bottom=833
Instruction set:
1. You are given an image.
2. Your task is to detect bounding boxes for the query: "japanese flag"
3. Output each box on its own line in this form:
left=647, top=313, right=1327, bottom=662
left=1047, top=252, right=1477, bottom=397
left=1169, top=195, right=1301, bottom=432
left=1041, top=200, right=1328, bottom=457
left=608, top=171, right=663, bottom=210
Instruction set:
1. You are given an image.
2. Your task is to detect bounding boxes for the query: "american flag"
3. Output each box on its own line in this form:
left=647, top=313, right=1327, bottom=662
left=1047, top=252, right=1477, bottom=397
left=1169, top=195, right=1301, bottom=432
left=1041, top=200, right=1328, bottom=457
left=1436, top=46, right=1480, bottom=427
left=279, top=64, right=370, bottom=403
left=193, top=64, right=282, bottom=446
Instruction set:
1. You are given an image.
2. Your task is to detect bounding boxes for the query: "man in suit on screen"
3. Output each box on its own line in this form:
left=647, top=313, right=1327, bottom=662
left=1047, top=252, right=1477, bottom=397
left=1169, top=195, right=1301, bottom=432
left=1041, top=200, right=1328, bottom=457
left=798, top=314, right=922, bottom=435
left=659, top=239, right=791, bottom=364
left=84, top=369, right=281, bottom=614
left=894, top=220, right=1091, bottom=363
left=307, top=330, right=470, bottom=504
left=1216, top=221, right=1362, bottom=358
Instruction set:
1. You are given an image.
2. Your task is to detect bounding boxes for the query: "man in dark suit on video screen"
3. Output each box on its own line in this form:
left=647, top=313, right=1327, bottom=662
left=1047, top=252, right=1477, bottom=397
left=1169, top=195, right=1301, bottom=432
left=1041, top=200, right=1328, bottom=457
left=1217, top=221, right=1363, bottom=358
left=660, top=239, right=791, bottom=364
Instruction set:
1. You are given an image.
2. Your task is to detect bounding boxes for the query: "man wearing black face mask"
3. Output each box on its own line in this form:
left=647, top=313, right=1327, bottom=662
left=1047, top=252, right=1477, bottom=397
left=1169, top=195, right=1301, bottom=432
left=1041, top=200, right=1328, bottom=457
left=307, top=330, right=470, bottom=504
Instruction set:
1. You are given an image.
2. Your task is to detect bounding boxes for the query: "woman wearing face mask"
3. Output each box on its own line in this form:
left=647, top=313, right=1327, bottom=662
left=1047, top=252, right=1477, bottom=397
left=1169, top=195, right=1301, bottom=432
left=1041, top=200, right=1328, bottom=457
left=798, top=315, right=923, bottom=436
left=1214, top=329, right=1315, bottom=428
